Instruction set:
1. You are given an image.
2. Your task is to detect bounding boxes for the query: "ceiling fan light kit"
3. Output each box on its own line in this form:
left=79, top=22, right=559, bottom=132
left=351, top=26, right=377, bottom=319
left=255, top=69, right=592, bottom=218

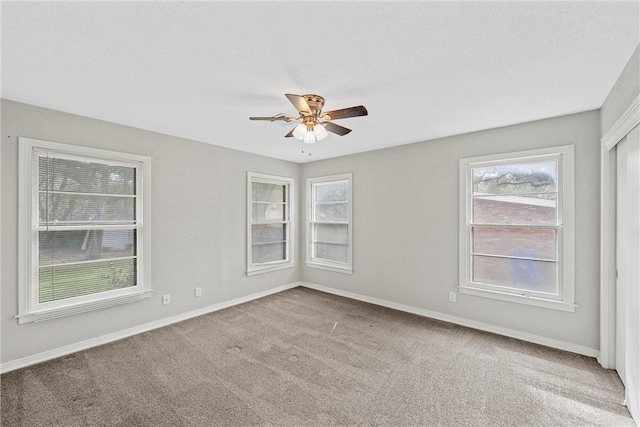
left=250, top=93, right=368, bottom=145
left=292, top=117, right=328, bottom=144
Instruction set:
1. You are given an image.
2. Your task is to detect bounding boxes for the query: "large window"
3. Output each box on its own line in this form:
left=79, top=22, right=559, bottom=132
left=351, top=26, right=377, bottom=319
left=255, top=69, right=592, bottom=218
left=306, top=174, right=353, bottom=273
left=18, top=138, right=151, bottom=323
left=459, top=146, right=575, bottom=311
left=247, top=172, right=294, bottom=276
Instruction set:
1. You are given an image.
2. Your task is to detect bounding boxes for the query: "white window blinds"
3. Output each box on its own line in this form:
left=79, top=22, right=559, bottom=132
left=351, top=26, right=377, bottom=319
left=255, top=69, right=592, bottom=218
left=35, top=150, right=140, bottom=303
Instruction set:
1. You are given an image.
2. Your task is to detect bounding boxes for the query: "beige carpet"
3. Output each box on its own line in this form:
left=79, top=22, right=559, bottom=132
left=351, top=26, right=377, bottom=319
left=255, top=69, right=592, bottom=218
left=1, top=287, right=634, bottom=426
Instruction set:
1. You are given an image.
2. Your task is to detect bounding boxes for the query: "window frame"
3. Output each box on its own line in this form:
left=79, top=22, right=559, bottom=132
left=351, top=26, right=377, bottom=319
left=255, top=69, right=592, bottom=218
left=246, top=172, right=295, bottom=276
left=18, top=137, right=152, bottom=324
left=306, top=173, right=353, bottom=274
left=458, top=145, right=575, bottom=312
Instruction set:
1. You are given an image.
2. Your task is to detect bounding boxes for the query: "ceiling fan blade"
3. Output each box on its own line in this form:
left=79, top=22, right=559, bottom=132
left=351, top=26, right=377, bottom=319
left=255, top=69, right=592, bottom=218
left=285, top=94, right=311, bottom=114
left=323, top=122, right=352, bottom=136
left=284, top=128, right=295, bottom=138
left=249, top=114, right=297, bottom=122
left=322, top=105, right=368, bottom=121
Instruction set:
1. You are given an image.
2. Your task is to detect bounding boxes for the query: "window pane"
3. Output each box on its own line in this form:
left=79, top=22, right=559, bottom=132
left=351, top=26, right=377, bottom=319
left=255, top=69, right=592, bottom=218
left=39, top=230, right=136, bottom=267
left=314, top=202, right=349, bottom=222
left=473, top=194, right=557, bottom=225
left=252, top=182, right=285, bottom=202
left=315, top=180, right=349, bottom=202
left=472, top=227, right=557, bottom=260
left=39, top=157, right=135, bottom=195
left=314, top=243, right=348, bottom=264
left=308, top=175, right=351, bottom=270
left=472, top=160, right=557, bottom=195
left=314, top=223, right=348, bottom=245
left=39, top=258, right=136, bottom=303
left=252, top=201, right=285, bottom=223
left=252, top=242, right=286, bottom=264
left=39, top=193, right=135, bottom=225
left=248, top=174, right=293, bottom=270
left=252, top=224, right=286, bottom=244
left=472, top=255, right=557, bottom=294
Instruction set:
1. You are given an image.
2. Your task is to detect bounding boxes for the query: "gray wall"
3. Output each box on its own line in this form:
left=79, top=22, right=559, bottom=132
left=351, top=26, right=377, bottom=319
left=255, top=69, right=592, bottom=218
left=601, top=45, right=639, bottom=136
left=1, top=100, right=301, bottom=364
left=301, top=110, right=601, bottom=350
left=0, top=100, right=604, bottom=364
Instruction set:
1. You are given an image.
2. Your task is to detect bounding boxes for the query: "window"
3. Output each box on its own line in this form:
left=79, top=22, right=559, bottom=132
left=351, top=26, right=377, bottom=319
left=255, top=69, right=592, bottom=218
left=247, top=172, right=294, bottom=276
left=459, top=146, right=575, bottom=311
left=306, top=174, right=353, bottom=273
left=18, top=138, right=151, bottom=324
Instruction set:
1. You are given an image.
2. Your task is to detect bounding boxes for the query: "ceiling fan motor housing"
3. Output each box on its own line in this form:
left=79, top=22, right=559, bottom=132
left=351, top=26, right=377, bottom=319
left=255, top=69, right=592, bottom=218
left=301, top=94, right=325, bottom=116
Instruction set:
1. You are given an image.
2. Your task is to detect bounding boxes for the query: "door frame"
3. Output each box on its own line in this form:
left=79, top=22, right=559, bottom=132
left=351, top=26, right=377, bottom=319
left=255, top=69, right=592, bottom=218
left=599, top=94, right=639, bottom=369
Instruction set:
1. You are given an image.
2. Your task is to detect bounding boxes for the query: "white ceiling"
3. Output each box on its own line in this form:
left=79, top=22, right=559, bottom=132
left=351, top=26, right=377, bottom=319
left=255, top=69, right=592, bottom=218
left=2, top=2, right=639, bottom=163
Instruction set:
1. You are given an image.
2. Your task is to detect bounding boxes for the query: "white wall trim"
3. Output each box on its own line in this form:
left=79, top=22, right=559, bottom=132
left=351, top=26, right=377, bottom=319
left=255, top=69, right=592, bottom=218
left=599, top=143, right=617, bottom=369
left=300, top=282, right=599, bottom=358
left=599, top=94, right=640, bottom=369
left=0, top=282, right=300, bottom=374
left=602, top=94, right=640, bottom=150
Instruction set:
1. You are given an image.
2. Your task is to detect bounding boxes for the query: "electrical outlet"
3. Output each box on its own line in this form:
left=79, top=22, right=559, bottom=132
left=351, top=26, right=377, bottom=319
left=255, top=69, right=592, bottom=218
left=162, top=294, right=170, bottom=305
left=449, top=292, right=457, bottom=303
left=195, top=287, right=202, bottom=297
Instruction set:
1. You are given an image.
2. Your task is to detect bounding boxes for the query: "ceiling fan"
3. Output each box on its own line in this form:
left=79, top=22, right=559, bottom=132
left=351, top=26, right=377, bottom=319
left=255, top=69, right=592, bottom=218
left=249, top=94, right=368, bottom=144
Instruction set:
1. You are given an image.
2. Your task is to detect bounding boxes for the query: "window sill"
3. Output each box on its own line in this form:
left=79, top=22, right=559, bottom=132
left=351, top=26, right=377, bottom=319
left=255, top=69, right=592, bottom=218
left=17, top=290, right=153, bottom=324
left=306, top=262, right=353, bottom=275
left=246, top=263, right=294, bottom=277
left=458, top=286, right=576, bottom=312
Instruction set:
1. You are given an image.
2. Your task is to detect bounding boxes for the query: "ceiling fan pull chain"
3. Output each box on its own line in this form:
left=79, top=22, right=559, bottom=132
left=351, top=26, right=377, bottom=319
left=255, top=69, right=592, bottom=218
left=299, top=141, right=312, bottom=156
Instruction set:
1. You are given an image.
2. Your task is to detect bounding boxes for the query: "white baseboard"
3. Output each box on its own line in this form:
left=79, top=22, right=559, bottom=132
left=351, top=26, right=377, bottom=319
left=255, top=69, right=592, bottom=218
left=300, top=282, right=600, bottom=358
left=0, top=282, right=300, bottom=374
left=1, top=280, right=600, bottom=374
